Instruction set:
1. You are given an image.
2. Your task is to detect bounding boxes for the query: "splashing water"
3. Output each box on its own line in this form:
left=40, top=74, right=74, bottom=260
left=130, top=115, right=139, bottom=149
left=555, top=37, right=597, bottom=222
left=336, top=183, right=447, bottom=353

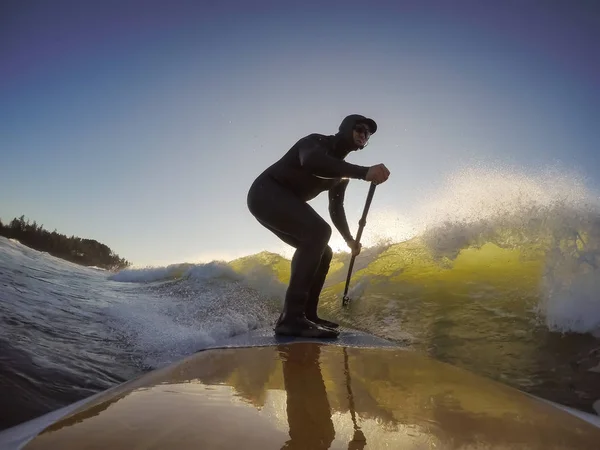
left=334, top=164, right=600, bottom=336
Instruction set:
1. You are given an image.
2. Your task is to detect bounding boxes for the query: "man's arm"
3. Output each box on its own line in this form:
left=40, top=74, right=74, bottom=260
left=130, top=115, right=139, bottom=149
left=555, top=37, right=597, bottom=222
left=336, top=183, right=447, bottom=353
left=299, top=137, right=369, bottom=180
left=328, top=180, right=353, bottom=243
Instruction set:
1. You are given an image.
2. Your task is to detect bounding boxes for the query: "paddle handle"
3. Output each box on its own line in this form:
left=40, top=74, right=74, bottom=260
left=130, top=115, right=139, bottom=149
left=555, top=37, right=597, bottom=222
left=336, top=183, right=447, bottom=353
left=342, top=182, right=376, bottom=306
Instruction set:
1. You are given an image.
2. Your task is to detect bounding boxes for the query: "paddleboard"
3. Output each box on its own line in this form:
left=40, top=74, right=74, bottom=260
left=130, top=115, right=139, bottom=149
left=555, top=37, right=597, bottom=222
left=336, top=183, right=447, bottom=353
left=2, top=326, right=600, bottom=449
left=216, top=325, right=398, bottom=349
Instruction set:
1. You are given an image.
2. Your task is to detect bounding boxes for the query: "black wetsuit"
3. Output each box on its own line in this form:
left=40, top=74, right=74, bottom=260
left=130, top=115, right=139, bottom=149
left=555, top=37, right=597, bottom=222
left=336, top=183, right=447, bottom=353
left=247, top=130, right=370, bottom=337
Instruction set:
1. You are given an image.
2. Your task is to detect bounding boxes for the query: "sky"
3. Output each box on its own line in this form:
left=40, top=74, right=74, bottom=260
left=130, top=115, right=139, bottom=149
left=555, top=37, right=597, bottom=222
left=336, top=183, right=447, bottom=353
left=1, top=0, right=599, bottom=267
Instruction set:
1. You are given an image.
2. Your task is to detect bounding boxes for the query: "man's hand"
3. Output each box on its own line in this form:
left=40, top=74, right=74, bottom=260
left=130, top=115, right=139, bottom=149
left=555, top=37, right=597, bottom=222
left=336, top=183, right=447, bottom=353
left=346, top=238, right=362, bottom=256
left=366, top=163, right=390, bottom=185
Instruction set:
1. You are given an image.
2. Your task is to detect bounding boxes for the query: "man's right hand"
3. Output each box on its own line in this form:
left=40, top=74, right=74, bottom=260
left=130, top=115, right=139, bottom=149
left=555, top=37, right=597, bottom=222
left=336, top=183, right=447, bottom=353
left=366, top=163, right=390, bottom=185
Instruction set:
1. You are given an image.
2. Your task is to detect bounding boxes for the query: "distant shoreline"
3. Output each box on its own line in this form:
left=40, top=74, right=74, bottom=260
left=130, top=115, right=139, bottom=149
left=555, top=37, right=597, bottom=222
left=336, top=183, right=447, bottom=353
left=0, top=215, right=131, bottom=271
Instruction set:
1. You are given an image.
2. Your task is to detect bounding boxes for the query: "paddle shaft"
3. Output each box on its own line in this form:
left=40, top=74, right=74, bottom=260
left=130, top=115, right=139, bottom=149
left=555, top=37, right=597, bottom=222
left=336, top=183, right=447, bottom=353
left=342, top=182, right=376, bottom=306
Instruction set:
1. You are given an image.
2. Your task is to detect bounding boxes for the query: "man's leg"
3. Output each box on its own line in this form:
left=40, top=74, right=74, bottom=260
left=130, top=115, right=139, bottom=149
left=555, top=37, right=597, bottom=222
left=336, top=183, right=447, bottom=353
left=305, top=245, right=339, bottom=329
left=247, top=175, right=338, bottom=338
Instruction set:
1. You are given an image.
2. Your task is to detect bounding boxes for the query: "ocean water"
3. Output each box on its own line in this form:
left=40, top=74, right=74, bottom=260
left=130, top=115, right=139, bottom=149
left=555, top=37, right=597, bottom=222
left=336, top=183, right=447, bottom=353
left=2, top=165, right=600, bottom=431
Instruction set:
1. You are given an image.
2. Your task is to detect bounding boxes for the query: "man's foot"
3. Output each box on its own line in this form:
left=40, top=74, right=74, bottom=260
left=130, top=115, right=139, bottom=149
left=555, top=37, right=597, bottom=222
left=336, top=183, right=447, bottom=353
left=274, top=316, right=339, bottom=339
left=307, top=316, right=340, bottom=329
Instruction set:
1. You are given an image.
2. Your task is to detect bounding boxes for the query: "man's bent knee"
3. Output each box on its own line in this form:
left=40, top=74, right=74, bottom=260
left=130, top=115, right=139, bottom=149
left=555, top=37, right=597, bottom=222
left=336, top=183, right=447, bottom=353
left=312, top=222, right=332, bottom=249
left=322, top=245, right=333, bottom=265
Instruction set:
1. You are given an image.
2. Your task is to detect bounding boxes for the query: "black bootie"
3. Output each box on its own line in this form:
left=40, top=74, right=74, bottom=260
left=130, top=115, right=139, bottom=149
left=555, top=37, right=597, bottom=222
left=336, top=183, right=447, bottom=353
left=275, top=294, right=339, bottom=339
left=305, top=295, right=340, bottom=329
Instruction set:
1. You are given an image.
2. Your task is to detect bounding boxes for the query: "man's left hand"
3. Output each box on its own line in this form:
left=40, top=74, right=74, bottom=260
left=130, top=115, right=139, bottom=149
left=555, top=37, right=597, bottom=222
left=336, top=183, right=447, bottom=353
left=347, top=238, right=362, bottom=256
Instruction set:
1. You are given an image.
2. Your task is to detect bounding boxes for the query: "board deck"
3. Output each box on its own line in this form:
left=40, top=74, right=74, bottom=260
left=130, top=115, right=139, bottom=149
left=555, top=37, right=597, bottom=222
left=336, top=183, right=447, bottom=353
left=207, top=325, right=399, bottom=351
left=2, top=326, right=600, bottom=449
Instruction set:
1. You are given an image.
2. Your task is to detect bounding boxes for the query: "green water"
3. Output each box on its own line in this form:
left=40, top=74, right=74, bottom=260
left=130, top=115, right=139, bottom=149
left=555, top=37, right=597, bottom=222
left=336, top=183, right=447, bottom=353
left=228, top=236, right=600, bottom=414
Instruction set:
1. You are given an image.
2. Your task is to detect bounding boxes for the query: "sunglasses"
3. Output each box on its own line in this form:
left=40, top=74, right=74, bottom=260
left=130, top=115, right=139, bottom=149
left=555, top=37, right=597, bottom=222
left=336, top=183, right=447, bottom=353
left=354, top=124, right=371, bottom=137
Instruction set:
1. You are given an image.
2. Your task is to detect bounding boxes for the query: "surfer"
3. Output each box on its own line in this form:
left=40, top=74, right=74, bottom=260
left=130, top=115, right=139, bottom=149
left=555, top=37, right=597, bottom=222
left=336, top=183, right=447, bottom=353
left=246, top=114, right=390, bottom=338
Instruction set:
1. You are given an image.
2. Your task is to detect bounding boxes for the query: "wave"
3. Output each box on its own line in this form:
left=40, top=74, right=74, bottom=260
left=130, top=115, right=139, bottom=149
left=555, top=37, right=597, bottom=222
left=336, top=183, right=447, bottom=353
left=107, top=164, right=600, bottom=339
left=108, top=263, right=200, bottom=283
left=105, top=258, right=288, bottom=368
left=413, top=165, right=600, bottom=335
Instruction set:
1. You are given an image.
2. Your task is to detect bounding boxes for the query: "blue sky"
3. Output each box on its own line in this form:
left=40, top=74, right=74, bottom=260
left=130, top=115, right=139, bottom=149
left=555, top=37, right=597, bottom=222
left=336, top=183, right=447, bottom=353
left=2, top=0, right=599, bottom=266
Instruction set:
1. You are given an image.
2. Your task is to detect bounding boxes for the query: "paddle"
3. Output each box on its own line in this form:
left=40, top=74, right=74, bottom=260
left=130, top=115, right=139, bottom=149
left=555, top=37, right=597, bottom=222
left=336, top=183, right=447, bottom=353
left=342, top=182, right=377, bottom=307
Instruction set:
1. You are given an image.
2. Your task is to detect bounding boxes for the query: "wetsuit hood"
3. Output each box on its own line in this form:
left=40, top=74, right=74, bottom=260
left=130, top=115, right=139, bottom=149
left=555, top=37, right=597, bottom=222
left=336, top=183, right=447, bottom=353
left=339, top=114, right=377, bottom=135
left=336, top=114, right=377, bottom=151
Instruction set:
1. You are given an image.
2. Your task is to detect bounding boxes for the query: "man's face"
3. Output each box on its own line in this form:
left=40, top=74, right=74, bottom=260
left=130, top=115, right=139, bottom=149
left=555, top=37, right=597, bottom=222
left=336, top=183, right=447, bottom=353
left=352, top=123, right=371, bottom=149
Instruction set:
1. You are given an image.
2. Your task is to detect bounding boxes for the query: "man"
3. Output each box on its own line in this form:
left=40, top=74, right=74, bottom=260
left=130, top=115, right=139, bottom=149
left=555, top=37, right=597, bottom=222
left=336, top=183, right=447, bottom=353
left=246, top=114, right=390, bottom=338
